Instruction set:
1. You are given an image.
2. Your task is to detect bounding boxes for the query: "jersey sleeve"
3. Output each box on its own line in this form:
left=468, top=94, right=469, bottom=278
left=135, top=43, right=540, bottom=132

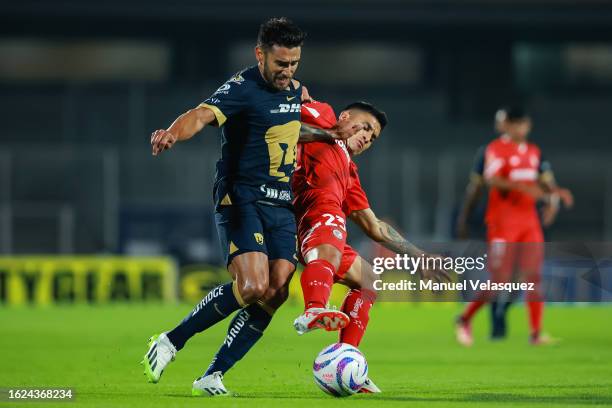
left=343, top=163, right=370, bottom=215
left=483, top=143, right=507, bottom=180
left=198, top=74, right=248, bottom=127
left=301, top=101, right=337, bottom=129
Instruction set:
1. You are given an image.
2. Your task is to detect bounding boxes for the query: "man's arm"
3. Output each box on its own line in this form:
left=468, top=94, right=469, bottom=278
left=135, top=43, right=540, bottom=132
left=486, top=176, right=546, bottom=200
left=539, top=170, right=573, bottom=207
left=456, top=175, right=485, bottom=239
left=350, top=208, right=451, bottom=281
left=299, top=123, right=339, bottom=143
left=487, top=174, right=573, bottom=207
left=457, top=146, right=486, bottom=239
left=299, top=122, right=369, bottom=143
left=349, top=208, right=425, bottom=257
left=151, top=107, right=217, bottom=156
left=537, top=168, right=574, bottom=226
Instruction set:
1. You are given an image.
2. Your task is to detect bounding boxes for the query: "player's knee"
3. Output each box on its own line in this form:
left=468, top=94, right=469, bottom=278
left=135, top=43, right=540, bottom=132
left=323, top=250, right=341, bottom=271
left=307, top=245, right=341, bottom=271
left=235, top=270, right=269, bottom=304
left=238, top=280, right=269, bottom=304
left=327, top=256, right=341, bottom=272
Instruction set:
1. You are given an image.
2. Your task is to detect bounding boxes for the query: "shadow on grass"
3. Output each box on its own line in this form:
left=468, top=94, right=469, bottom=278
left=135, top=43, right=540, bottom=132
left=212, top=391, right=612, bottom=406
left=367, top=393, right=612, bottom=405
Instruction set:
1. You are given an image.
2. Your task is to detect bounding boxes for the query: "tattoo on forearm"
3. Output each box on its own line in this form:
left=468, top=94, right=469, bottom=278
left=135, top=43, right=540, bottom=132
left=299, top=124, right=336, bottom=142
left=377, top=221, right=423, bottom=257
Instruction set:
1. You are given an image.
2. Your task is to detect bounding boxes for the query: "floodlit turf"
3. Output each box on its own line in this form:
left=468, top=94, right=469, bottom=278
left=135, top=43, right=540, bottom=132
left=1, top=302, right=611, bottom=407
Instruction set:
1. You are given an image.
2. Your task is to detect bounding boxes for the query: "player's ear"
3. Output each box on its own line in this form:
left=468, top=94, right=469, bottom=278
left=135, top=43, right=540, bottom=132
left=254, top=46, right=265, bottom=65
left=338, top=110, right=350, bottom=121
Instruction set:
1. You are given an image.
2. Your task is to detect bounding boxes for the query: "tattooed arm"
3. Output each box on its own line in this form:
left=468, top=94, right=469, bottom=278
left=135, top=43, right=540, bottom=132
left=350, top=208, right=450, bottom=281
left=299, top=123, right=339, bottom=143
left=299, top=122, right=370, bottom=143
left=349, top=208, right=424, bottom=256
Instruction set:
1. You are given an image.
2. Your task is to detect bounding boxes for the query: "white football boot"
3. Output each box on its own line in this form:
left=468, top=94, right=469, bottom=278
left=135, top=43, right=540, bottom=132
left=455, top=316, right=473, bottom=347
left=359, top=378, right=382, bottom=393
left=141, top=333, right=176, bottom=383
left=192, top=371, right=231, bottom=397
left=530, top=332, right=560, bottom=346
left=293, top=307, right=350, bottom=335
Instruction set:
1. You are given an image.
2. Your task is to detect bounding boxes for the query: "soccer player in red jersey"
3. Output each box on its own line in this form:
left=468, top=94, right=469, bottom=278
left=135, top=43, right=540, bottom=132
left=293, top=100, right=449, bottom=392
left=456, top=108, right=509, bottom=241
left=455, top=107, right=574, bottom=346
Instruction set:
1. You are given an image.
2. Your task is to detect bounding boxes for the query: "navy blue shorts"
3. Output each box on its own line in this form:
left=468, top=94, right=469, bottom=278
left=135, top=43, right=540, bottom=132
left=215, top=201, right=298, bottom=266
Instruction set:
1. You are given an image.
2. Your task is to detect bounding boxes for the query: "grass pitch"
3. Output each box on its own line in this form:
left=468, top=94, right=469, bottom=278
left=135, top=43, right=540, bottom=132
left=1, top=302, right=611, bottom=407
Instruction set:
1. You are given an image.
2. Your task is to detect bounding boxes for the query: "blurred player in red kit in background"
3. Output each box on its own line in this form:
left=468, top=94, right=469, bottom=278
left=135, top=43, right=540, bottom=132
left=456, top=108, right=513, bottom=339
left=456, top=108, right=509, bottom=241
left=456, top=107, right=574, bottom=346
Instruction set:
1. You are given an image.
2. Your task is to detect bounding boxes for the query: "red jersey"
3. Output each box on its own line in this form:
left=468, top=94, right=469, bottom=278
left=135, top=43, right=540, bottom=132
left=292, top=102, right=370, bottom=216
left=483, top=135, right=543, bottom=226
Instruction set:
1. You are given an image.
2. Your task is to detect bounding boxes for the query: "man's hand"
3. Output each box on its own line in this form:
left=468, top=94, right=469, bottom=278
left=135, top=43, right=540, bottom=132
left=301, top=85, right=313, bottom=103
left=151, top=129, right=178, bottom=156
left=541, top=187, right=573, bottom=227
left=555, top=187, right=574, bottom=208
left=329, top=122, right=371, bottom=140
left=541, top=204, right=559, bottom=227
left=417, top=254, right=452, bottom=284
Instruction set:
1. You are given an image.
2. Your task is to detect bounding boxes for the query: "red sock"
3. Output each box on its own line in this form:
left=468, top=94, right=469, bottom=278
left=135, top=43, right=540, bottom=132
left=339, top=289, right=376, bottom=347
left=527, top=301, right=543, bottom=337
left=300, top=259, right=335, bottom=310
left=461, top=301, right=485, bottom=322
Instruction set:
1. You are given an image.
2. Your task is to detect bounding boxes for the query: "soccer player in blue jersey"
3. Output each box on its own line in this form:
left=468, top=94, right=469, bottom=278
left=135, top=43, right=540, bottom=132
left=142, top=17, right=313, bottom=396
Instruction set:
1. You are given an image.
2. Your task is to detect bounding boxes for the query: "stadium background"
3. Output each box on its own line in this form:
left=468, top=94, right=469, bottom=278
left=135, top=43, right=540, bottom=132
left=1, top=2, right=611, bottom=407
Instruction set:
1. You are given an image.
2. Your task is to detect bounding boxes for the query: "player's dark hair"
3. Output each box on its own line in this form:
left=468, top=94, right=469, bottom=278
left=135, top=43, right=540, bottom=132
left=257, top=17, right=306, bottom=50
left=343, top=101, right=388, bottom=131
left=505, top=106, right=530, bottom=122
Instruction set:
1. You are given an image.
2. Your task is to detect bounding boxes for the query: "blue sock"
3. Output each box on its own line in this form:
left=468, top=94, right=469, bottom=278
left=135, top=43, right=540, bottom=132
left=491, top=300, right=512, bottom=338
left=167, top=282, right=241, bottom=351
left=204, top=302, right=273, bottom=376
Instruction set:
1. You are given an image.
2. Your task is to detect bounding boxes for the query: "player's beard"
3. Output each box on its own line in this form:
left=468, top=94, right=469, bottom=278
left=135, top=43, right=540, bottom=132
left=263, top=60, right=291, bottom=90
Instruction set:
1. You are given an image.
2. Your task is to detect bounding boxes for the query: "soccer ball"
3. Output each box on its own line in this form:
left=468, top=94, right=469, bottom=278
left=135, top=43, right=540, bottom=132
left=312, top=342, right=368, bottom=397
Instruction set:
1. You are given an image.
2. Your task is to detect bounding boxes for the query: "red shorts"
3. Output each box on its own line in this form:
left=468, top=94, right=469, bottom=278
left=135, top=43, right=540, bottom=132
left=486, top=221, right=544, bottom=282
left=297, top=207, right=358, bottom=279
left=487, top=219, right=543, bottom=243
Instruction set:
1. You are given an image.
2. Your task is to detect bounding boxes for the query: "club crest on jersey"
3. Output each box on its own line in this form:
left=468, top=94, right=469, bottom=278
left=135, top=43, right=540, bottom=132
left=254, top=233, right=264, bottom=245
left=270, top=103, right=301, bottom=114
left=213, top=83, right=231, bottom=95
left=228, top=73, right=245, bottom=84
left=333, top=229, right=343, bottom=240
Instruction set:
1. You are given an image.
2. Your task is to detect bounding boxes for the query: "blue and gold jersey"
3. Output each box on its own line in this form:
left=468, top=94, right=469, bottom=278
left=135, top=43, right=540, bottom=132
left=199, top=65, right=302, bottom=208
